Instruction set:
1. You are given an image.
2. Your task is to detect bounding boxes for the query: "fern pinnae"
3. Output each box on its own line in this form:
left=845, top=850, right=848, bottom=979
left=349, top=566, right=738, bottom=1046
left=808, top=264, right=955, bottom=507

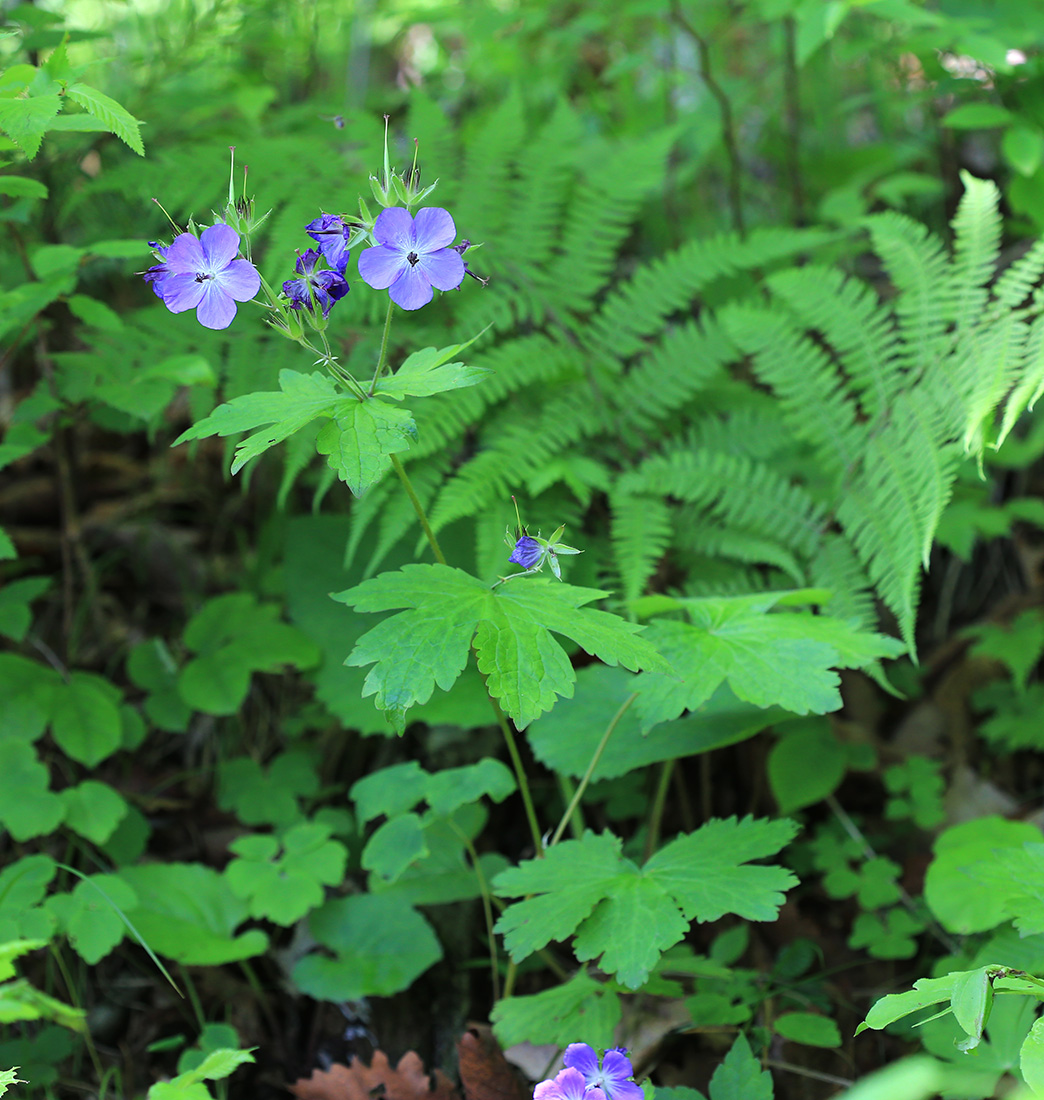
left=764, top=265, right=903, bottom=420
left=610, top=493, right=673, bottom=607
left=947, top=172, right=1003, bottom=335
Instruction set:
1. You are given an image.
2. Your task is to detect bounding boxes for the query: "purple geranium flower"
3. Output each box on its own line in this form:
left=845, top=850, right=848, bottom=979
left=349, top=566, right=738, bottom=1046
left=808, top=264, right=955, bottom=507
left=563, top=1045, right=642, bottom=1100
left=509, top=535, right=543, bottom=570
left=283, top=248, right=350, bottom=317
left=306, top=213, right=352, bottom=275
left=535, top=1069, right=605, bottom=1100
left=144, top=223, right=260, bottom=330
left=357, top=206, right=465, bottom=311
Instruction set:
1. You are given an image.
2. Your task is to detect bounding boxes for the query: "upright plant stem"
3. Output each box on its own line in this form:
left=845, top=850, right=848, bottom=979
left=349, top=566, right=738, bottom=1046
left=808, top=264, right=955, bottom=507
left=389, top=454, right=446, bottom=565
left=645, top=759, right=674, bottom=860
left=670, top=0, right=746, bottom=238
left=383, top=384, right=544, bottom=856
left=549, top=692, right=637, bottom=848
left=782, top=15, right=806, bottom=225
left=368, top=299, right=395, bottom=394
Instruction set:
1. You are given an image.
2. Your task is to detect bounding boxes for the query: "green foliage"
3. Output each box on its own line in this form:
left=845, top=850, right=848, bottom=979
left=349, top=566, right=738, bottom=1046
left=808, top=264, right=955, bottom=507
left=335, top=564, right=669, bottom=732
left=146, top=1048, right=255, bottom=1100
left=494, top=819, right=797, bottom=989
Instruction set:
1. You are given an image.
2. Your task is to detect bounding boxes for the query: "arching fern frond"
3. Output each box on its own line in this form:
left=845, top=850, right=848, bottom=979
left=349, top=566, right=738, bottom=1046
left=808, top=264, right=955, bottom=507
left=610, top=493, right=673, bottom=607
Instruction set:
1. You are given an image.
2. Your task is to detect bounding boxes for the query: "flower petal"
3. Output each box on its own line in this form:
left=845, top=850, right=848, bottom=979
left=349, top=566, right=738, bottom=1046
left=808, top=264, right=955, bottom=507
left=358, top=244, right=409, bottom=290
left=413, top=207, right=456, bottom=251
left=563, top=1045, right=600, bottom=1082
left=216, top=257, right=261, bottom=302
left=509, top=536, right=542, bottom=569
left=195, top=284, right=237, bottom=329
left=553, top=1069, right=591, bottom=1100
left=199, top=222, right=241, bottom=271
left=372, top=206, right=415, bottom=251
left=161, top=233, right=206, bottom=275
left=600, top=1053, right=641, bottom=1100
left=417, top=247, right=465, bottom=292
left=388, top=265, right=434, bottom=311
left=159, top=272, right=206, bottom=313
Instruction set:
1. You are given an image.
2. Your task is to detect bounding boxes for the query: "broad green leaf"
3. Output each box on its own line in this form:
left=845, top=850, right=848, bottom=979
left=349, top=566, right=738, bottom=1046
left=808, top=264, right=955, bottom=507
left=943, top=103, right=1014, bottom=129
left=127, top=638, right=190, bottom=733
left=294, top=894, right=441, bottom=1000
left=949, top=967, right=993, bottom=1049
left=0, top=576, right=49, bottom=642
left=708, top=1035, right=773, bottom=1100
left=336, top=564, right=668, bottom=732
left=58, top=781, right=128, bottom=845
left=47, top=874, right=137, bottom=965
left=963, top=842, right=1044, bottom=936
left=0, top=856, right=56, bottom=942
left=0, top=742, right=64, bottom=841
left=773, top=1011, right=841, bottom=1048
left=218, top=752, right=319, bottom=829
left=351, top=762, right=429, bottom=823
left=119, top=863, right=268, bottom=965
left=0, top=95, right=61, bottom=158
left=0, top=979, right=85, bottom=1030
left=50, top=672, right=123, bottom=766
left=361, top=814, right=428, bottom=882
left=0, top=654, right=60, bottom=740
left=66, top=83, right=144, bottom=155
left=1021, top=1017, right=1044, bottom=1096
left=966, top=611, right=1044, bottom=693
left=635, top=593, right=903, bottom=729
left=857, top=972, right=969, bottom=1033
left=494, top=819, right=796, bottom=987
left=316, top=398, right=415, bottom=496
left=67, top=294, right=124, bottom=333
left=490, top=970, right=620, bottom=1048
left=768, top=720, right=846, bottom=812
left=174, top=370, right=344, bottom=470
left=924, top=817, right=1040, bottom=934
left=425, top=759, right=516, bottom=816
left=0, top=940, right=47, bottom=983
left=375, top=344, right=491, bottom=399
left=528, top=666, right=782, bottom=782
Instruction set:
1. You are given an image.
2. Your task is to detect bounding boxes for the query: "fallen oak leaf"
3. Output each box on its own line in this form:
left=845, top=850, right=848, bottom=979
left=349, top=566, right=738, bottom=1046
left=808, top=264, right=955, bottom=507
left=290, top=1050, right=458, bottom=1100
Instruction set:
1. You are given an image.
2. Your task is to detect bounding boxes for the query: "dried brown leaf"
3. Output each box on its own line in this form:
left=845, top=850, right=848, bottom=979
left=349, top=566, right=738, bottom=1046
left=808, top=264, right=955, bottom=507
left=290, top=1051, right=459, bottom=1100
left=458, top=1025, right=529, bottom=1100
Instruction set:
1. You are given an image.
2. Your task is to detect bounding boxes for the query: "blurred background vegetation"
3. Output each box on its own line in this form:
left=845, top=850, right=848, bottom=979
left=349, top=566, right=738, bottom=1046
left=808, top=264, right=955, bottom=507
left=8, top=0, right=1044, bottom=1097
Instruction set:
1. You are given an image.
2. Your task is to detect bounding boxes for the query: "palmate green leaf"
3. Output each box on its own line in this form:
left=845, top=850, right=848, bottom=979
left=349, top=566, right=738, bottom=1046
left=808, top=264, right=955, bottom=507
left=375, top=343, right=491, bottom=400
left=490, top=970, right=621, bottom=1048
left=66, top=83, right=144, bottom=155
left=173, top=370, right=345, bottom=470
left=334, top=564, right=669, bottom=732
left=633, top=591, right=903, bottom=730
left=493, top=819, right=796, bottom=988
left=315, top=398, right=416, bottom=496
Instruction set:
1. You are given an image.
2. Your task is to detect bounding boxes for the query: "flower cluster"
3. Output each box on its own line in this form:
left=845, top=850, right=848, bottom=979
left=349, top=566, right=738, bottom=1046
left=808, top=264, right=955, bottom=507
left=534, top=1045, right=642, bottom=1100
left=280, top=214, right=352, bottom=320
left=144, top=223, right=260, bottom=330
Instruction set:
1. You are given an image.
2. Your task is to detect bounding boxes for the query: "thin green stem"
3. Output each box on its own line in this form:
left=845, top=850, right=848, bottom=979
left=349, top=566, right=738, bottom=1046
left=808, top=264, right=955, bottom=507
left=549, top=692, right=637, bottom=848
left=555, top=774, right=585, bottom=840
left=644, top=759, right=674, bottom=860
left=178, top=964, right=208, bottom=1032
left=49, top=944, right=106, bottom=1084
left=449, top=818, right=500, bottom=1001
left=492, top=693, right=544, bottom=857
left=389, top=454, right=446, bottom=565
left=368, top=298, right=396, bottom=394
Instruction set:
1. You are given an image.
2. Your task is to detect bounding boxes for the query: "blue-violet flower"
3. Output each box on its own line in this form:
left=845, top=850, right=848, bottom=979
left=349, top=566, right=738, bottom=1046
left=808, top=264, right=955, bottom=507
left=144, top=223, right=260, bottom=330
left=562, top=1045, right=642, bottom=1100
left=508, top=536, right=543, bottom=570
left=534, top=1069, right=604, bottom=1100
left=306, top=213, right=352, bottom=275
left=357, top=206, right=465, bottom=311
left=283, top=248, right=350, bottom=317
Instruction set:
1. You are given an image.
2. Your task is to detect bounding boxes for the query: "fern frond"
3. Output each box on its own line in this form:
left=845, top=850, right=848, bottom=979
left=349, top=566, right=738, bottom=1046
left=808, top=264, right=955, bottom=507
left=717, top=302, right=863, bottom=472
left=610, top=493, right=673, bottom=605
left=993, top=239, right=1044, bottom=310
left=681, top=526, right=807, bottom=586
left=765, top=265, right=903, bottom=420
left=619, top=448, right=829, bottom=559
left=948, top=171, right=1002, bottom=333
left=865, top=210, right=950, bottom=378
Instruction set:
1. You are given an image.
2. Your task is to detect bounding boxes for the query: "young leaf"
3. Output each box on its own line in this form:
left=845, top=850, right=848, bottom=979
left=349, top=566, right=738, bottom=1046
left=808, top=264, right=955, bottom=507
left=708, top=1035, right=773, bottom=1100
left=66, top=83, right=144, bottom=155
left=335, top=564, right=668, bottom=732
left=315, top=398, right=416, bottom=496
left=375, top=344, right=491, bottom=400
